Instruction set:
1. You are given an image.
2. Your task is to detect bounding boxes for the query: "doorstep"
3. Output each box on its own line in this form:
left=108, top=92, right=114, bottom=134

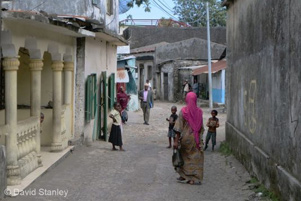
left=6, top=146, right=73, bottom=197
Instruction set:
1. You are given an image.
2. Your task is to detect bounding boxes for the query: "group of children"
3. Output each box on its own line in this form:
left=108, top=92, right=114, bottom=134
left=108, top=101, right=219, bottom=152
left=165, top=106, right=219, bottom=151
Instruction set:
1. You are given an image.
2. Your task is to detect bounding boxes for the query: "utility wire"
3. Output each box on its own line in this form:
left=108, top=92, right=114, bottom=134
left=156, top=0, right=174, bottom=13
left=150, top=0, right=178, bottom=20
left=30, top=1, right=47, bottom=11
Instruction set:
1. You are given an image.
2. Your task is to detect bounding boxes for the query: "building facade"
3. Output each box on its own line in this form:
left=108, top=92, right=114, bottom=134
left=0, top=0, right=125, bottom=190
left=223, top=0, right=301, bottom=200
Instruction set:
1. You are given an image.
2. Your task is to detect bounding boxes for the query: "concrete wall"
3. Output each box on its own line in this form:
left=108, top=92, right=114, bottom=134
left=74, top=38, right=86, bottom=143
left=161, top=63, right=175, bottom=102
left=155, top=38, right=226, bottom=65
left=123, top=27, right=226, bottom=49
left=136, top=60, right=154, bottom=91
left=0, top=145, right=6, bottom=200
left=225, top=0, right=301, bottom=200
left=2, top=20, right=75, bottom=59
left=74, top=37, right=117, bottom=144
left=159, top=60, right=205, bottom=102
left=3, top=0, right=119, bottom=34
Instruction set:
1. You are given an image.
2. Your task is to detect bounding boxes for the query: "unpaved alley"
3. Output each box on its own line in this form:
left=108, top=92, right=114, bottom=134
left=4, top=101, right=258, bottom=201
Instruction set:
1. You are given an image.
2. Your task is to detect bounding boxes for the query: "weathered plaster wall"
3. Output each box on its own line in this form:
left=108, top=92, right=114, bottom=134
left=0, top=145, right=6, bottom=200
left=7, top=0, right=119, bottom=34
left=155, top=38, right=226, bottom=65
left=226, top=0, right=301, bottom=200
left=84, top=37, right=105, bottom=143
left=105, top=0, right=119, bottom=34
left=161, top=62, right=175, bottom=102
left=160, top=60, right=205, bottom=102
left=10, top=0, right=105, bottom=23
left=124, top=27, right=226, bottom=49
left=136, top=60, right=153, bottom=91
left=74, top=38, right=86, bottom=143
left=2, top=20, right=75, bottom=60
left=74, top=37, right=117, bottom=143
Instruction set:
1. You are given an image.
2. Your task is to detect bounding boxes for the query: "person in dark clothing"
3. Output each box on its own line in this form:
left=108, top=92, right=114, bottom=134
left=204, top=110, right=220, bottom=151
left=166, top=106, right=178, bottom=148
left=109, top=102, right=125, bottom=151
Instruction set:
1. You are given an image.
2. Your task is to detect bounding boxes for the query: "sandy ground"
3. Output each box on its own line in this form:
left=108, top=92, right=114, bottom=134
left=3, top=101, right=264, bottom=201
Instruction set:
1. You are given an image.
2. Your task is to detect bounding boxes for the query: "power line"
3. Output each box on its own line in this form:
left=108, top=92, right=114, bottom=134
left=156, top=0, right=174, bottom=13
left=150, top=0, right=178, bottom=20
left=30, top=1, right=47, bottom=11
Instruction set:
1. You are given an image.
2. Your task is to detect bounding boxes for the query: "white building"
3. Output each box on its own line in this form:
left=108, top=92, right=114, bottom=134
left=0, top=0, right=126, bottom=190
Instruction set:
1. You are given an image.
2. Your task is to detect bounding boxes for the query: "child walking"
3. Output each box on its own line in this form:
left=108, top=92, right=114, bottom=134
left=204, top=110, right=219, bottom=151
left=166, top=106, right=178, bottom=148
left=109, top=102, right=125, bottom=151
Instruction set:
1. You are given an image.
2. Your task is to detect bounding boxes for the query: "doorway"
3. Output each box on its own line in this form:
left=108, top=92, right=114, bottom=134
left=163, top=73, right=168, bottom=101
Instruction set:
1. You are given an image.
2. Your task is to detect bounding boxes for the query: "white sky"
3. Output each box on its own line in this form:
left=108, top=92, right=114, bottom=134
left=119, top=0, right=179, bottom=21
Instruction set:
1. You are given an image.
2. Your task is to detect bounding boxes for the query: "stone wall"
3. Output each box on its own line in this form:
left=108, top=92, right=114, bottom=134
left=225, top=0, right=301, bottom=200
left=155, top=38, right=226, bottom=66
left=73, top=38, right=86, bottom=145
left=160, top=60, right=205, bottom=102
left=3, top=0, right=119, bottom=34
left=0, top=145, right=6, bottom=200
left=123, top=26, right=226, bottom=49
left=161, top=62, right=175, bottom=102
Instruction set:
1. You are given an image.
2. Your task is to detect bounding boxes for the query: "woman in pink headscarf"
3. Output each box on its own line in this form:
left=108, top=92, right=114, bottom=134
left=173, top=92, right=204, bottom=185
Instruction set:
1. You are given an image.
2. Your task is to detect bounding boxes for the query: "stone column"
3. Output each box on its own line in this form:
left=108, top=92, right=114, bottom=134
left=63, top=62, right=74, bottom=105
left=3, top=57, right=21, bottom=185
left=29, top=59, right=43, bottom=166
left=51, top=61, right=64, bottom=152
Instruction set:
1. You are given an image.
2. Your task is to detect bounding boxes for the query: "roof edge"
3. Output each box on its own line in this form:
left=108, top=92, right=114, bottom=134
left=222, top=0, right=234, bottom=7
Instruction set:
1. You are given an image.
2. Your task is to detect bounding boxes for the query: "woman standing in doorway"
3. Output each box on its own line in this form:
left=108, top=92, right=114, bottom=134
left=173, top=92, right=204, bottom=185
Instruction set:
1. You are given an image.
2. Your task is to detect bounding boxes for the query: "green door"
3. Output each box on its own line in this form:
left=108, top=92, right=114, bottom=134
left=102, top=72, right=108, bottom=141
left=108, top=73, right=115, bottom=110
left=97, top=75, right=102, bottom=140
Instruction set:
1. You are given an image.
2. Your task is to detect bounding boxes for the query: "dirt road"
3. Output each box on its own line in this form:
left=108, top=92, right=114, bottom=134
left=4, top=101, right=258, bottom=201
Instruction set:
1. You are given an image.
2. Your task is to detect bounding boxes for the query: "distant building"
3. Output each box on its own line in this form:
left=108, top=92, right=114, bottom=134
left=120, top=26, right=227, bottom=103
left=155, top=38, right=226, bottom=102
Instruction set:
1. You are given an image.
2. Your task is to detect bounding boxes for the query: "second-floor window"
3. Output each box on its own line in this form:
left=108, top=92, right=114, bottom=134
left=92, top=0, right=100, bottom=8
left=107, top=0, right=113, bottom=15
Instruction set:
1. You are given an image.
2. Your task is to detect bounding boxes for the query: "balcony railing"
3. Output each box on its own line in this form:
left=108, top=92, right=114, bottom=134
left=16, top=116, right=39, bottom=179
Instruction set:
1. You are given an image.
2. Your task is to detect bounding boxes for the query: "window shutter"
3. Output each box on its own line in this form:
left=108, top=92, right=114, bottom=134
left=85, top=76, right=91, bottom=122
left=92, top=74, right=97, bottom=118
left=110, top=73, right=115, bottom=109
left=92, top=0, right=98, bottom=5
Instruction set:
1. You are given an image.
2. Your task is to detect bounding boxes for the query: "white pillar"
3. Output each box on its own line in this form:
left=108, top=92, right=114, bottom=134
left=63, top=62, right=74, bottom=105
left=3, top=57, right=21, bottom=185
left=51, top=61, right=64, bottom=152
left=29, top=59, right=43, bottom=166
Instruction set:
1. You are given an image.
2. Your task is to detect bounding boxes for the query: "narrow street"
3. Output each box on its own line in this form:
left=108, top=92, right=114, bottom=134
left=4, top=101, right=256, bottom=201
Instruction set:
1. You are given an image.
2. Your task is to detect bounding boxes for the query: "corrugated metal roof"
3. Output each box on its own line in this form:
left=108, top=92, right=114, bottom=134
left=192, top=60, right=227, bottom=75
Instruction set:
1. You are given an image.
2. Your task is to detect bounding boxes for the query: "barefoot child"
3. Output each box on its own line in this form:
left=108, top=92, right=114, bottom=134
left=166, top=106, right=178, bottom=148
left=109, top=102, right=125, bottom=151
left=204, top=110, right=219, bottom=151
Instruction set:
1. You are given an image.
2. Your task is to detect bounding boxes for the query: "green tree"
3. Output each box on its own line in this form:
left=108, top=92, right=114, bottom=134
left=173, top=0, right=226, bottom=27
left=127, top=0, right=151, bottom=12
